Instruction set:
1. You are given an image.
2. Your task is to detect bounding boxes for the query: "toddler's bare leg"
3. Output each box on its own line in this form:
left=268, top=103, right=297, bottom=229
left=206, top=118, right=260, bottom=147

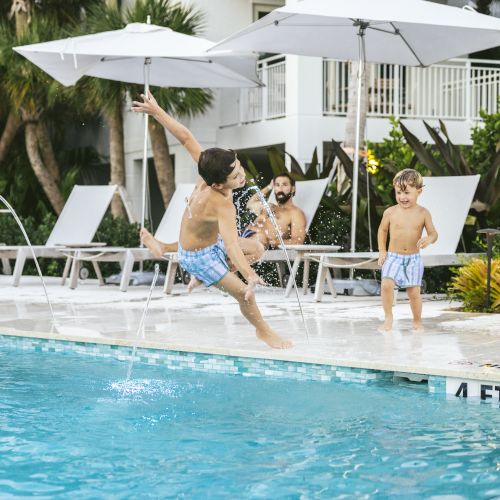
left=214, top=272, right=292, bottom=349
left=407, top=286, right=423, bottom=331
left=378, top=278, right=394, bottom=332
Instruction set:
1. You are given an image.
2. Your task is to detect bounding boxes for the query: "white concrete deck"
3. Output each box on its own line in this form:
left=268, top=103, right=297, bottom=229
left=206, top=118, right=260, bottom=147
left=0, top=275, right=499, bottom=383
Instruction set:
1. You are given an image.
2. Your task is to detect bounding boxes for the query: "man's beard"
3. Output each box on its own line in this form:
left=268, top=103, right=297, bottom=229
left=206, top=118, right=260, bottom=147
left=275, top=191, right=293, bottom=204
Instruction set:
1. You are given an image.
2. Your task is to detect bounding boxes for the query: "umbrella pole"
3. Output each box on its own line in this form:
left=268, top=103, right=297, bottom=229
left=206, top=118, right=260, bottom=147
left=140, top=57, right=152, bottom=243
left=350, top=23, right=368, bottom=256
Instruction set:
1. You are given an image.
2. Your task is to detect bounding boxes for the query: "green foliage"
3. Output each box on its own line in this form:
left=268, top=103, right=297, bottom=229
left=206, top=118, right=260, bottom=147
left=0, top=212, right=143, bottom=278
left=467, top=106, right=500, bottom=176
left=448, top=258, right=500, bottom=313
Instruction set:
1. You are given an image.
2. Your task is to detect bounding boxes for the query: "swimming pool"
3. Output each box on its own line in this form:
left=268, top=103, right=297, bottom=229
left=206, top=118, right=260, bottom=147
left=1, top=344, right=499, bottom=498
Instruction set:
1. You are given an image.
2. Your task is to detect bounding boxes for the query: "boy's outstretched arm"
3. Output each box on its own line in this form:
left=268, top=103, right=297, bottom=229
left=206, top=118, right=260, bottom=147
left=217, top=198, right=265, bottom=299
left=417, top=209, right=438, bottom=249
left=131, top=91, right=202, bottom=164
left=377, top=208, right=391, bottom=266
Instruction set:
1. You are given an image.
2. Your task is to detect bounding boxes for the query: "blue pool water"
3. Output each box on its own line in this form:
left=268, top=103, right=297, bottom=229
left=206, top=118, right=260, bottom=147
left=0, top=345, right=499, bottom=499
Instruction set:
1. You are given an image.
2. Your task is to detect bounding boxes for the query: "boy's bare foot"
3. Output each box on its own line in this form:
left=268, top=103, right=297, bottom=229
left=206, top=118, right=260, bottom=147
left=412, top=322, right=424, bottom=332
left=140, top=228, right=164, bottom=258
left=187, top=275, right=202, bottom=293
left=377, top=318, right=393, bottom=333
left=256, top=329, right=293, bottom=349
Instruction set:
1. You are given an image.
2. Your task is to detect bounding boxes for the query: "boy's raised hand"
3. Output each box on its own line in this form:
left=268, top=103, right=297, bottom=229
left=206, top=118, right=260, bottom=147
left=131, top=90, right=160, bottom=116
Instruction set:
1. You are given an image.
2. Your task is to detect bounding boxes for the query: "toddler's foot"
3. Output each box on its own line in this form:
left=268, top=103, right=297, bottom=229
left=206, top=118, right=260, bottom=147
left=256, top=329, right=292, bottom=349
left=140, top=228, right=164, bottom=258
left=412, top=322, right=424, bottom=332
left=377, top=318, right=393, bottom=333
left=187, top=275, right=202, bottom=293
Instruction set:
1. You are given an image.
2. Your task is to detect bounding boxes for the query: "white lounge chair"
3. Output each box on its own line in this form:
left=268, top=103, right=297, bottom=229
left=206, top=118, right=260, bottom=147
left=64, top=179, right=341, bottom=293
left=0, top=185, right=117, bottom=286
left=309, top=175, right=481, bottom=302
left=59, top=184, right=195, bottom=291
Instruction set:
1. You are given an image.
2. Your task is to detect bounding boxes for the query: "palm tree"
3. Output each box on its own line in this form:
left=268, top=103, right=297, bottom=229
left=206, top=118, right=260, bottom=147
left=84, top=0, right=213, bottom=216
left=0, top=0, right=98, bottom=214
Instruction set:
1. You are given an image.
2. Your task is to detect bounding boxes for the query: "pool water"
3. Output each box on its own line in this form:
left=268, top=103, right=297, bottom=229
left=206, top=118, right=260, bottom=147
left=0, top=345, right=499, bottom=499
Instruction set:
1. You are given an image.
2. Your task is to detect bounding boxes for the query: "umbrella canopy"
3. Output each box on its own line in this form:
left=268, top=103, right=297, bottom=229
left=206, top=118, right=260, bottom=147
left=14, top=22, right=260, bottom=232
left=14, top=22, right=260, bottom=88
left=211, top=0, right=500, bottom=252
left=212, top=0, right=500, bottom=66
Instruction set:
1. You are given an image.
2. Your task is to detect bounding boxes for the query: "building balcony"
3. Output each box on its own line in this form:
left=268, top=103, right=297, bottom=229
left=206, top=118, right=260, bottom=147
left=221, top=55, right=500, bottom=128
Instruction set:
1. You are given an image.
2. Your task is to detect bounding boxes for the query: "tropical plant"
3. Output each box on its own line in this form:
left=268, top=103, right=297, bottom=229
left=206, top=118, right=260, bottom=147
left=448, top=258, right=500, bottom=313
left=83, top=0, right=213, bottom=216
left=400, top=119, right=500, bottom=218
left=0, top=0, right=99, bottom=214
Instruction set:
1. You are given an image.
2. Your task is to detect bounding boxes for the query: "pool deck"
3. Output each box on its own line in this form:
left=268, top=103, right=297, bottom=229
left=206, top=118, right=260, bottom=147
left=1, top=275, right=499, bottom=384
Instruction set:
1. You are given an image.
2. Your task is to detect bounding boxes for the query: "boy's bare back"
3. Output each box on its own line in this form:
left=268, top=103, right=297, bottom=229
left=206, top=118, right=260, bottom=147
left=179, top=185, right=233, bottom=251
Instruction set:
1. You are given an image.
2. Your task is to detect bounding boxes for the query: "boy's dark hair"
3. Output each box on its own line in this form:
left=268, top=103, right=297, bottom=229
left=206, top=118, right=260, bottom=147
left=198, top=148, right=237, bottom=185
left=273, top=171, right=296, bottom=187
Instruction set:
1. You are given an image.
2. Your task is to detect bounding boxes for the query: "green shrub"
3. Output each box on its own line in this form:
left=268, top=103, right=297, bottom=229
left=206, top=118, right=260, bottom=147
left=448, top=258, right=500, bottom=313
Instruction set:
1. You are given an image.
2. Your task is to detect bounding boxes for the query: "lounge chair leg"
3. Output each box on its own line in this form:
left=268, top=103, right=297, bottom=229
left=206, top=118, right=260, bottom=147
left=69, top=252, right=81, bottom=289
left=120, top=250, right=134, bottom=292
left=325, top=269, right=337, bottom=297
left=302, top=258, right=310, bottom=295
left=61, top=257, right=72, bottom=286
left=314, top=258, right=328, bottom=302
left=164, top=261, right=178, bottom=295
left=276, top=262, right=284, bottom=287
left=284, top=255, right=302, bottom=298
left=1, top=257, right=11, bottom=275
left=12, top=247, right=29, bottom=287
left=93, top=261, right=105, bottom=286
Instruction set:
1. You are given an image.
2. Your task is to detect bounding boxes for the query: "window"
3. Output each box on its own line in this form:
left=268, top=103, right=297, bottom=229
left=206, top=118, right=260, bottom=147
left=252, top=2, right=284, bottom=22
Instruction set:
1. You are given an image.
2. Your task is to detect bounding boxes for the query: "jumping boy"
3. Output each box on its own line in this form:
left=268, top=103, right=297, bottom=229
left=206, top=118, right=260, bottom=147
left=132, top=91, right=292, bottom=349
left=377, top=169, right=438, bottom=332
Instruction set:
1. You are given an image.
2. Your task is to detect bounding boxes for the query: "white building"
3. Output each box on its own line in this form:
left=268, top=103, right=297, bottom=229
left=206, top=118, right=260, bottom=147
left=120, top=0, right=500, bottom=221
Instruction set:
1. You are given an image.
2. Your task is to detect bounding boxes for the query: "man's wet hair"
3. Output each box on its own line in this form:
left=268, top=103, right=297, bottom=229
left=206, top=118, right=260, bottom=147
left=393, top=169, right=423, bottom=190
left=198, top=148, right=237, bottom=185
left=273, top=171, right=296, bottom=187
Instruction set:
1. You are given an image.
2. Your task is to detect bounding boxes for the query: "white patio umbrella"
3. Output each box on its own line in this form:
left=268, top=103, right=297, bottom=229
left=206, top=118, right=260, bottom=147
left=14, top=21, right=260, bottom=230
left=212, top=0, right=500, bottom=251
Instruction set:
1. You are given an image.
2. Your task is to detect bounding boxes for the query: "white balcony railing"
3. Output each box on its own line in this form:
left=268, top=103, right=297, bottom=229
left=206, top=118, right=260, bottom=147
left=323, top=58, right=500, bottom=120
left=239, top=55, right=286, bottom=123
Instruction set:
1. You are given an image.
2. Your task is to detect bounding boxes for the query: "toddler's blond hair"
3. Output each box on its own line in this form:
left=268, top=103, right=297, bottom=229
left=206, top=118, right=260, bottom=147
left=393, top=169, right=423, bottom=190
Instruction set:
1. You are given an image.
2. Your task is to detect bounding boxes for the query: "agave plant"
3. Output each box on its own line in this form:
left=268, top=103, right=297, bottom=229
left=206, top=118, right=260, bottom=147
left=448, top=258, right=500, bottom=312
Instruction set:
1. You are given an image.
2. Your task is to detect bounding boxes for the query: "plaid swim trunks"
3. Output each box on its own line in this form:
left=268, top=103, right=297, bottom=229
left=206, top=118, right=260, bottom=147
left=381, top=252, right=424, bottom=288
left=178, top=238, right=229, bottom=287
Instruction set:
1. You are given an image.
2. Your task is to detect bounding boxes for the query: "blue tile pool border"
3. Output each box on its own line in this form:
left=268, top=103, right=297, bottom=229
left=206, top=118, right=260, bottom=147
left=0, top=333, right=449, bottom=394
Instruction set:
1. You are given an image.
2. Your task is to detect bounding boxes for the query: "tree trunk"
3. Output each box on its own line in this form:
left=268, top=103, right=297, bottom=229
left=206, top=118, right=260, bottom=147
left=0, top=111, right=21, bottom=164
left=104, top=107, right=126, bottom=218
left=24, top=122, right=65, bottom=214
left=35, top=121, right=60, bottom=182
left=11, top=0, right=31, bottom=38
left=148, top=119, right=175, bottom=208
left=340, top=61, right=369, bottom=193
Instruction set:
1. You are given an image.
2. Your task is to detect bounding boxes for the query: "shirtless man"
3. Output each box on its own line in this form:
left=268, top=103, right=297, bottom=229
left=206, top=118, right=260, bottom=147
left=243, top=172, right=307, bottom=249
left=132, top=91, right=291, bottom=349
left=377, top=169, right=438, bottom=333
